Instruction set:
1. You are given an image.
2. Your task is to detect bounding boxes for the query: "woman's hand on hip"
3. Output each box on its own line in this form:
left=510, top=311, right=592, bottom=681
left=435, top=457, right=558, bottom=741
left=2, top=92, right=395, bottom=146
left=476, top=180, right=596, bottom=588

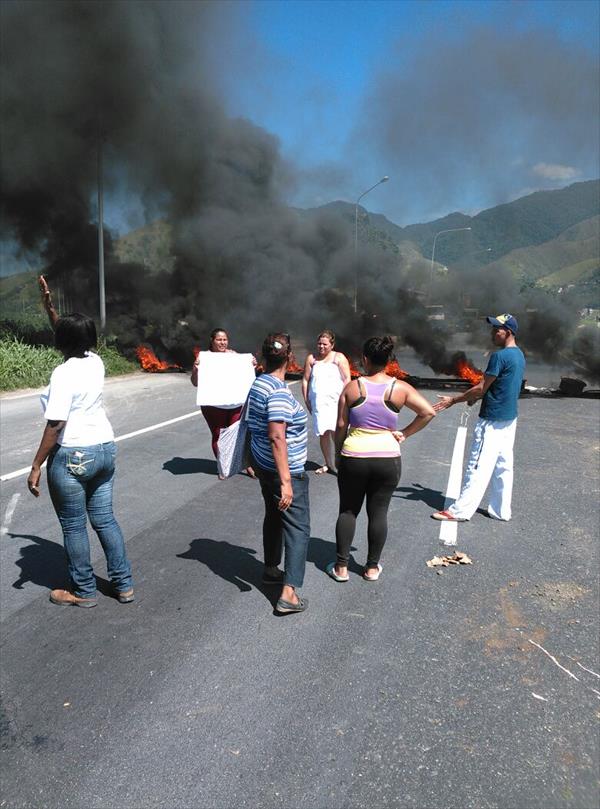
left=278, top=480, right=293, bottom=510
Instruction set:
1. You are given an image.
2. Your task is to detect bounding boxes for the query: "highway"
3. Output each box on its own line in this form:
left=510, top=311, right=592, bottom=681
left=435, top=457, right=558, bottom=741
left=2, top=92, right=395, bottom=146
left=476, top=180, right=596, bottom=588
left=1, top=361, right=598, bottom=808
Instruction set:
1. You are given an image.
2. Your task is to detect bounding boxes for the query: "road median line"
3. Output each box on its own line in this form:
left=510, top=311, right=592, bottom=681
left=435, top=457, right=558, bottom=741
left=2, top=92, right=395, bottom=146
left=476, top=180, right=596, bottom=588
left=0, top=410, right=200, bottom=482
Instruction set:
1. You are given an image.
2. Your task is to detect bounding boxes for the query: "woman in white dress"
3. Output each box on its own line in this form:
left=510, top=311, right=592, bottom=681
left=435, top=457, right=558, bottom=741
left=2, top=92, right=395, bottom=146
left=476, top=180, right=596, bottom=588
left=302, top=330, right=351, bottom=475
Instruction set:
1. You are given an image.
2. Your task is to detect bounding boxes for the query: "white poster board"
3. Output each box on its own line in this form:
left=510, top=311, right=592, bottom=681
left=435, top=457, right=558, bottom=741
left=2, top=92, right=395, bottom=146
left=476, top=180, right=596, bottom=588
left=195, top=352, right=255, bottom=408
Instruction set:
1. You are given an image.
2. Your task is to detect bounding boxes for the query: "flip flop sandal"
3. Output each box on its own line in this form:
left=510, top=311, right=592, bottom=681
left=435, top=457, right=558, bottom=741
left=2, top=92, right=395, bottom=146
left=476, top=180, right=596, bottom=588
left=325, top=562, right=349, bottom=582
left=363, top=563, right=383, bottom=582
left=315, top=466, right=329, bottom=475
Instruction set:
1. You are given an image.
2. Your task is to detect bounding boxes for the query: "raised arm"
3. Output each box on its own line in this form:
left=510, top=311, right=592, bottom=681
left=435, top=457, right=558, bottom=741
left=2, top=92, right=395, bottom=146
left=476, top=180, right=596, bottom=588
left=39, top=275, right=59, bottom=329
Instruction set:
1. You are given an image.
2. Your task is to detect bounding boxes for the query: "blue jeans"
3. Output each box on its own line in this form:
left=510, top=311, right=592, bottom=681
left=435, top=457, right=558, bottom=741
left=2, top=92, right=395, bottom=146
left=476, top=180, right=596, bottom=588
left=47, top=442, right=133, bottom=599
left=256, top=468, right=310, bottom=589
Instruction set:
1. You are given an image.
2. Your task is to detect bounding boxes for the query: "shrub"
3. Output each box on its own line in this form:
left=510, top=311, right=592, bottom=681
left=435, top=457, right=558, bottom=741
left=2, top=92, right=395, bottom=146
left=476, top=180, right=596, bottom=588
left=0, top=337, right=137, bottom=391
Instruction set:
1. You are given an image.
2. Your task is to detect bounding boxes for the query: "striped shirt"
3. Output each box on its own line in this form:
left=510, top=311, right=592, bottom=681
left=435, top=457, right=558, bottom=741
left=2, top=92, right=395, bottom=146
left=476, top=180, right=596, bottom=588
left=247, top=374, right=307, bottom=473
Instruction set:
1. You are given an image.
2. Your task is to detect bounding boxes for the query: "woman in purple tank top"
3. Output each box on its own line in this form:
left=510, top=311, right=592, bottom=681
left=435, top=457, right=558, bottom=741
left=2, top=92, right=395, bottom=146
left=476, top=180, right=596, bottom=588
left=326, top=337, right=435, bottom=583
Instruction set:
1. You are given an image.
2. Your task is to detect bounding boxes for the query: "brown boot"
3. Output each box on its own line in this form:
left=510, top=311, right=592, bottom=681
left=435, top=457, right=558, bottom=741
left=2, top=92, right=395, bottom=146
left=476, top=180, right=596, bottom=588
left=49, top=589, right=97, bottom=608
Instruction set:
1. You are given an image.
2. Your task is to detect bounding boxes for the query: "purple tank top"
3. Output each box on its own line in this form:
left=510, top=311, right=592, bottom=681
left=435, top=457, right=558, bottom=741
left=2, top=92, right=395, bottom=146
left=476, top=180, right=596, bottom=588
left=349, top=379, right=398, bottom=431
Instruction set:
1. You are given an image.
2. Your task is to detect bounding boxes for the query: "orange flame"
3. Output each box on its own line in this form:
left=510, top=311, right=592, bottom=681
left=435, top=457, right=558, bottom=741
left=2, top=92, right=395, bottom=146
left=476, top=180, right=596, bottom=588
left=385, top=359, right=409, bottom=380
left=349, top=360, right=361, bottom=379
left=455, top=358, right=483, bottom=384
left=348, top=359, right=408, bottom=380
left=287, top=352, right=303, bottom=374
left=135, top=346, right=181, bottom=372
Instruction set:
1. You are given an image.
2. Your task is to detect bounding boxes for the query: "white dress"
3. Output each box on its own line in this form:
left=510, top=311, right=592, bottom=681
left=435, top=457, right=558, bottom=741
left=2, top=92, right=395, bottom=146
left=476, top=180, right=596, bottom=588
left=309, top=353, right=345, bottom=436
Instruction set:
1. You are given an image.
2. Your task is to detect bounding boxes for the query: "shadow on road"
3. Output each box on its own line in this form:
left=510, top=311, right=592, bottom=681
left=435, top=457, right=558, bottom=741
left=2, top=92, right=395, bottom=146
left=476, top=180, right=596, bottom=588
left=162, top=457, right=218, bottom=476
left=8, top=532, right=112, bottom=596
left=393, top=483, right=444, bottom=509
left=306, top=536, right=362, bottom=576
left=176, top=538, right=277, bottom=605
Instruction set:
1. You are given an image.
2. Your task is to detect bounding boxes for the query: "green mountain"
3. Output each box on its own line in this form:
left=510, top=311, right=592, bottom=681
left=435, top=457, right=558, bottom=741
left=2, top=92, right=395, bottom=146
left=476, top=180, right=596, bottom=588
left=307, top=181, right=600, bottom=300
left=316, top=179, right=599, bottom=265
left=113, top=218, right=174, bottom=274
left=487, top=216, right=599, bottom=284
left=2, top=180, right=598, bottom=315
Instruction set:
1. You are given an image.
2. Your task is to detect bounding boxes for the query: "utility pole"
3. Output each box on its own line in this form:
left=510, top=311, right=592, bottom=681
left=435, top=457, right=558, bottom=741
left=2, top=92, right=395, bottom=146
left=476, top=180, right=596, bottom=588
left=97, top=136, right=106, bottom=332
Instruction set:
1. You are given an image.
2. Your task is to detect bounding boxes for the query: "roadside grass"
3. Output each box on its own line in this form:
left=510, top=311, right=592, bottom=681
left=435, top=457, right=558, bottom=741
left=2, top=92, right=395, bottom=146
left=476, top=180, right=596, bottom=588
left=0, top=337, right=138, bottom=392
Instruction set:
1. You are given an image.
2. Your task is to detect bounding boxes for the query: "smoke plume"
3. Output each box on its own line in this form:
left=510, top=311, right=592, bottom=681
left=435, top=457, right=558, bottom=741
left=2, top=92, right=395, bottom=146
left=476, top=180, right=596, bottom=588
left=1, top=1, right=597, bottom=382
left=1, top=1, right=358, bottom=357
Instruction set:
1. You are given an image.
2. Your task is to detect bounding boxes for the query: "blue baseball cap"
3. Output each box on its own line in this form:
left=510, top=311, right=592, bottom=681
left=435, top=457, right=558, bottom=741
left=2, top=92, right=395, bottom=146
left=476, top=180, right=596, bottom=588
left=486, top=313, right=518, bottom=334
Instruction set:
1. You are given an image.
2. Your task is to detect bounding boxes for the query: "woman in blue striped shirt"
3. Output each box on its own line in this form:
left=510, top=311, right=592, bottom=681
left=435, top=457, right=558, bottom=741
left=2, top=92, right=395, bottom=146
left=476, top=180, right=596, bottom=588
left=247, top=333, right=310, bottom=614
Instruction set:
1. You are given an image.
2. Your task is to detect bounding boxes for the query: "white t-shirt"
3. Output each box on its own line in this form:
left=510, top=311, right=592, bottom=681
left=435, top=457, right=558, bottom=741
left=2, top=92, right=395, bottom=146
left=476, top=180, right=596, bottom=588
left=40, top=352, right=114, bottom=447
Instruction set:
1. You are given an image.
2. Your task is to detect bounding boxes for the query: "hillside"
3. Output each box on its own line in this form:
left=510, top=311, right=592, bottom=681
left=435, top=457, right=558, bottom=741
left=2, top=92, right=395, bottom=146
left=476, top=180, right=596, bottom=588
left=2, top=180, right=598, bottom=314
left=113, top=218, right=175, bottom=274
left=486, top=215, right=599, bottom=283
left=400, top=180, right=600, bottom=266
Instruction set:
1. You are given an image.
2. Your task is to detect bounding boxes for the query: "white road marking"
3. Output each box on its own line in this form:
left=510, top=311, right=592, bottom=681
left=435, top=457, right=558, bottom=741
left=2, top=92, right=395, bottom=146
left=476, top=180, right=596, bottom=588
left=1, top=492, right=21, bottom=534
left=528, top=639, right=580, bottom=682
left=113, top=410, right=199, bottom=442
left=438, top=424, right=468, bottom=546
left=0, top=410, right=200, bottom=482
left=575, top=662, right=600, bottom=678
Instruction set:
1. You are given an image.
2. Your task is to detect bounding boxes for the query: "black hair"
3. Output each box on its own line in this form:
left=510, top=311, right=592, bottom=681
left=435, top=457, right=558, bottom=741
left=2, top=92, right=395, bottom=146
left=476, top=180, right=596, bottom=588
left=362, top=335, right=394, bottom=368
left=262, top=332, right=291, bottom=372
left=210, top=328, right=228, bottom=341
left=54, top=313, right=97, bottom=359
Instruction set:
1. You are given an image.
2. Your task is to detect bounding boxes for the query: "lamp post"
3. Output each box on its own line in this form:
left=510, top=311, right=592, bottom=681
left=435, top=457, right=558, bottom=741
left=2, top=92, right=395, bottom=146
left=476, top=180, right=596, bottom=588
left=354, top=175, right=389, bottom=313
left=428, top=226, right=472, bottom=300
left=97, top=136, right=106, bottom=332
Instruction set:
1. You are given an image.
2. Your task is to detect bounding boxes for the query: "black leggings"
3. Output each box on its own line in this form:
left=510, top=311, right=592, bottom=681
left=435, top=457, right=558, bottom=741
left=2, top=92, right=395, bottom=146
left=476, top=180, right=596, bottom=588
left=335, top=456, right=401, bottom=568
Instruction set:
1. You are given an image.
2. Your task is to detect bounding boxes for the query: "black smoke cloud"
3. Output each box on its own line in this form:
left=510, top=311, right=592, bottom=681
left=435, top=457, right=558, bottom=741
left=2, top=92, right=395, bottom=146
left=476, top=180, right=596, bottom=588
left=1, top=2, right=597, bottom=382
left=0, top=0, right=362, bottom=359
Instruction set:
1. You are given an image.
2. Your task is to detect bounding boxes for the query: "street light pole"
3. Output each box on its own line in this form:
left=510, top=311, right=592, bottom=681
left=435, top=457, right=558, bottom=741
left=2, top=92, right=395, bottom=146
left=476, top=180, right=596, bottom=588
left=354, top=175, right=389, bottom=312
left=97, top=137, right=106, bottom=332
left=428, top=226, right=472, bottom=300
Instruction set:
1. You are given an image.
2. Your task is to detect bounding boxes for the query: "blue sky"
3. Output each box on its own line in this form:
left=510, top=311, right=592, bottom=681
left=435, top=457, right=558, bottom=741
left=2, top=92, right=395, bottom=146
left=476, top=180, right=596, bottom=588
left=94, top=0, right=599, bottom=233
left=210, top=0, right=599, bottom=225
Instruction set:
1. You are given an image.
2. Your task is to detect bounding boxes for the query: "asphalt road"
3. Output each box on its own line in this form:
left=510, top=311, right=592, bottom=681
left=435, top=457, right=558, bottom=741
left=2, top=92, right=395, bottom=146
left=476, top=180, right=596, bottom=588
left=1, top=365, right=599, bottom=809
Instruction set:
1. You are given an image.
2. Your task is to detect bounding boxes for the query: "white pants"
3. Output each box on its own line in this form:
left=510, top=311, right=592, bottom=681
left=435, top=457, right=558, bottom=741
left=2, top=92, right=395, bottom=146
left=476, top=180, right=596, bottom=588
left=449, top=417, right=517, bottom=521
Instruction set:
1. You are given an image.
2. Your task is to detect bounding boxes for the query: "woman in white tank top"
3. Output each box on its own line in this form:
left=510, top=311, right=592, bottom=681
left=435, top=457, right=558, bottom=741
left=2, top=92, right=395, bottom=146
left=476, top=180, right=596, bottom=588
left=302, top=330, right=350, bottom=475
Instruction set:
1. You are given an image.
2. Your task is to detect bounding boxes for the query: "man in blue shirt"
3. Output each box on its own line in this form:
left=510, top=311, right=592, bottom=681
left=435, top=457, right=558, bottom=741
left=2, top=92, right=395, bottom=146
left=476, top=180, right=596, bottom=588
left=431, top=314, right=526, bottom=522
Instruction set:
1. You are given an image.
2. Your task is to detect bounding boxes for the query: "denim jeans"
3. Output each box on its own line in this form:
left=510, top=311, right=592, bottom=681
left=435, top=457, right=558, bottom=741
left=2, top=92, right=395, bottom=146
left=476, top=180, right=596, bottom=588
left=47, top=442, right=133, bottom=599
left=256, top=468, right=310, bottom=589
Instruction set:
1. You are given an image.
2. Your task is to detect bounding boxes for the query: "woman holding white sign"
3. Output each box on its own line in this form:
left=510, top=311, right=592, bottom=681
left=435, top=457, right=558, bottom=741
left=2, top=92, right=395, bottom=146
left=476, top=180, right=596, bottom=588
left=191, top=328, right=256, bottom=479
